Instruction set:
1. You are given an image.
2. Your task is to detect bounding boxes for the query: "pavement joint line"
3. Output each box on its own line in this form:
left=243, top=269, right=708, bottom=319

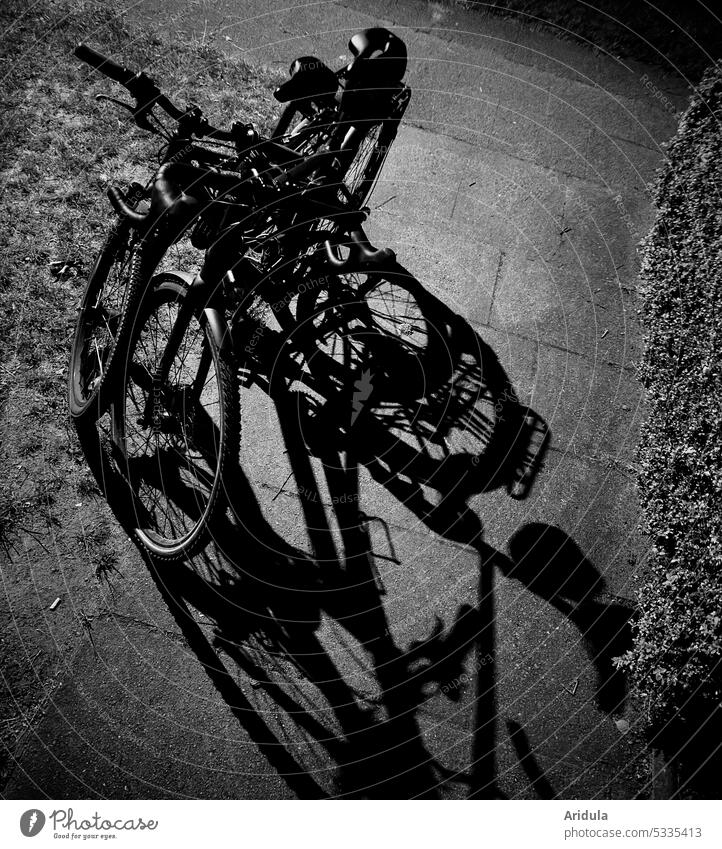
left=391, top=22, right=676, bottom=106
left=467, top=314, right=639, bottom=374
left=377, top=9, right=685, bottom=125
left=449, top=175, right=465, bottom=220
left=404, top=117, right=509, bottom=151
left=486, top=248, right=506, bottom=325
left=95, top=609, right=186, bottom=644
left=543, top=443, right=640, bottom=480
left=400, top=120, right=657, bottom=198
left=607, top=130, right=667, bottom=157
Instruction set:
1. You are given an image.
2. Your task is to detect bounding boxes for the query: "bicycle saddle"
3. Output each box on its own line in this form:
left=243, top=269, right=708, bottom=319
left=345, top=28, right=407, bottom=89
left=338, top=28, right=407, bottom=120
left=273, top=56, right=338, bottom=104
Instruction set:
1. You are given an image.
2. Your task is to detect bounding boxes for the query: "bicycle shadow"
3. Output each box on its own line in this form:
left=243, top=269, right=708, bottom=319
left=78, top=415, right=443, bottom=798
left=76, top=264, right=633, bottom=798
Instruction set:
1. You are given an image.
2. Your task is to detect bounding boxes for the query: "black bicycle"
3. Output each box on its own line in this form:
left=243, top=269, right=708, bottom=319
left=68, top=29, right=412, bottom=425
left=101, top=153, right=442, bottom=558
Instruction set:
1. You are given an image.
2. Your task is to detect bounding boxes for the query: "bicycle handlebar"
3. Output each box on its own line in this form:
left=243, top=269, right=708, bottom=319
left=76, top=43, right=263, bottom=149
left=75, top=43, right=166, bottom=106
left=75, top=43, right=202, bottom=128
left=107, top=162, right=260, bottom=230
left=75, top=43, right=136, bottom=87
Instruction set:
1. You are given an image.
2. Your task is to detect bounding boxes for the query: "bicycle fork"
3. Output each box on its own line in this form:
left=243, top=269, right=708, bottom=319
left=140, top=273, right=223, bottom=431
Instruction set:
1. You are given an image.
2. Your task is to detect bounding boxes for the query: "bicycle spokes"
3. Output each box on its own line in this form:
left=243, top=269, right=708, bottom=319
left=120, top=287, right=227, bottom=552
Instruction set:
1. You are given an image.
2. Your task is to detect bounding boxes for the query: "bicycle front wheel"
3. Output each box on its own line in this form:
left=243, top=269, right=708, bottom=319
left=68, top=216, right=142, bottom=420
left=69, top=189, right=203, bottom=423
left=115, top=275, right=239, bottom=560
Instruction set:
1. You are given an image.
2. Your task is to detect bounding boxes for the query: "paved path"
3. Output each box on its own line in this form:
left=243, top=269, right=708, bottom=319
left=4, top=0, right=690, bottom=799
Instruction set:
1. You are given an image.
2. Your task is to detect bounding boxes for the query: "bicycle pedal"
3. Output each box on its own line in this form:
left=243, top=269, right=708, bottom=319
left=238, top=364, right=256, bottom=388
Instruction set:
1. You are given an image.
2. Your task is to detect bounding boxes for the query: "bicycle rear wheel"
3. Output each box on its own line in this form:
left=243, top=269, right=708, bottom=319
left=114, top=275, right=239, bottom=560
left=342, top=121, right=392, bottom=206
left=342, top=88, right=410, bottom=206
left=279, top=94, right=405, bottom=208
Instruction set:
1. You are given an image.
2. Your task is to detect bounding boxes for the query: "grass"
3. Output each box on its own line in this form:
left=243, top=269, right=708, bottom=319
left=618, top=61, right=722, bottom=797
left=447, top=1, right=722, bottom=80
left=0, top=0, right=279, bottom=788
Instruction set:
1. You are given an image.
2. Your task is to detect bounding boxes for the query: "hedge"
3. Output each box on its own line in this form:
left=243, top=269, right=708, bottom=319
left=620, top=62, right=722, bottom=795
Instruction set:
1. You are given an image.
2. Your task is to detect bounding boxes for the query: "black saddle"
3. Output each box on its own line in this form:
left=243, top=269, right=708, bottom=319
left=273, top=28, right=407, bottom=110
left=273, top=56, right=338, bottom=105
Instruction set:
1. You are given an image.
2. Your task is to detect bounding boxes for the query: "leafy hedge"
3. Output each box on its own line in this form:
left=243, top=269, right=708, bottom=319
left=621, top=63, right=722, bottom=794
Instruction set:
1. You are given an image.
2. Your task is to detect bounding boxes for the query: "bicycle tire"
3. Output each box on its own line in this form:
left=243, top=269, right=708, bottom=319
left=113, top=275, right=239, bottom=560
left=342, top=88, right=410, bottom=206
left=342, top=119, right=395, bottom=206
left=69, top=177, right=205, bottom=423
left=68, top=215, right=145, bottom=421
left=280, top=100, right=403, bottom=207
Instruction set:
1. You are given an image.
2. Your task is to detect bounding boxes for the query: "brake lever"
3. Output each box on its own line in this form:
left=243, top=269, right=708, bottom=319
left=95, top=93, right=159, bottom=134
left=95, top=93, right=135, bottom=115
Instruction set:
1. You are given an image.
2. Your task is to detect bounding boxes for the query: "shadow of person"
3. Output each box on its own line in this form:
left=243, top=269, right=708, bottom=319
left=504, top=523, right=635, bottom=715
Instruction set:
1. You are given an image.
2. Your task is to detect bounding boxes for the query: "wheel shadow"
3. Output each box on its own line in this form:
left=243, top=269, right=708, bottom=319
left=75, top=263, right=635, bottom=798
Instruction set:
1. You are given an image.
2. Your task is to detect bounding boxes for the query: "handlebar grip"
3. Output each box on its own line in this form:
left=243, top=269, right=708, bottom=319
left=325, top=231, right=395, bottom=271
left=75, top=43, right=136, bottom=87
left=107, top=186, right=147, bottom=226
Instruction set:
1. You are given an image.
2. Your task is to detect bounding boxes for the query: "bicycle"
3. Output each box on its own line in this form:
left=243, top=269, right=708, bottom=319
left=67, top=44, right=261, bottom=422
left=68, top=28, right=411, bottom=424
left=98, top=175, right=441, bottom=560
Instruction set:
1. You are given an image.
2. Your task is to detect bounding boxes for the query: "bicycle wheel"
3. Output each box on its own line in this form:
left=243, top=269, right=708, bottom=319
left=342, top=120, right=392, bottom=206
left=342, top=88, right=410, bottom=206
left=69, top=192, right=203, bottom=423
left=281, top=106, right=397, bottom=207
left=114, top=275, right=239, bottom=560
left=68, top=215, right=142, bottom=420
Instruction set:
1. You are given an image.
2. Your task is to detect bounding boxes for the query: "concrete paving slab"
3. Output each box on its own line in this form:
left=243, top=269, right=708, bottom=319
left=488, top=252, right=642, bottom=362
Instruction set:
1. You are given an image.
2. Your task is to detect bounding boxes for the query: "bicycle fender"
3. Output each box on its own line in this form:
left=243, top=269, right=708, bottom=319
left=202, top=306, right=233, bottom=353
left=155, top=269, right=195, bottom=286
